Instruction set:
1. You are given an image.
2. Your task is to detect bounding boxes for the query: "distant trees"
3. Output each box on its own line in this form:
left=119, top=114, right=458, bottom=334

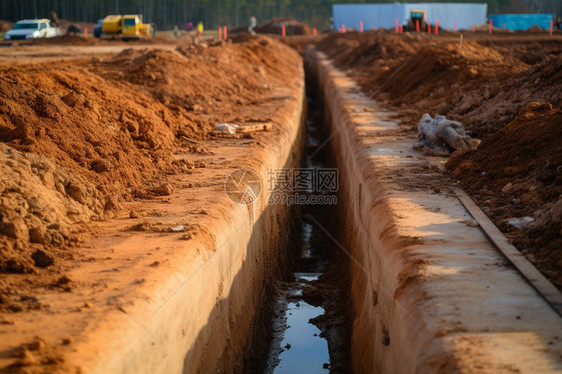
left=1, top=0, right=561, bottom=30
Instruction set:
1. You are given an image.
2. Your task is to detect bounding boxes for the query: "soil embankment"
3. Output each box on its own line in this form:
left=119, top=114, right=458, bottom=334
left=0, top=36, right=307, bottom=372
left=317, top=30, right=562, bottom=291
left=307, top=46, right=562, bottom=374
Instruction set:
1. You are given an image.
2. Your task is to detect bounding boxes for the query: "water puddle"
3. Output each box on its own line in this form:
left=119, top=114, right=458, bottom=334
left=261, top=71, right=350, bottom=374
left=270, top=273, right=330, bottom=373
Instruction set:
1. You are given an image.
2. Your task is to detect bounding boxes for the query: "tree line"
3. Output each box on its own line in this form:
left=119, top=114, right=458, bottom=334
left=1, top=0, right=561, bottom=30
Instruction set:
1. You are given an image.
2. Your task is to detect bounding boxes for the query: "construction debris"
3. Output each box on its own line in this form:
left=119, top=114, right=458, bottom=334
left=413, top=114, right=477, bottom=156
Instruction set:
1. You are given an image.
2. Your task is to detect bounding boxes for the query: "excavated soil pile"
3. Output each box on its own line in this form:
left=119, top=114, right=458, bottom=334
left=318, top=31, right=562, bottom=288
left=24, top=34, right=182, bottom=47
left=28, top=34, right=103, bottom=46
left=448, top=103, right=562, bottom=288
left=0, top=36, right=297, bottom=279
left=447, top=52, right=562, bottom=135
left=477, top=38, right=562, bottom=65
left=317, top=31, right=562, bottom=137
left=255, top=18, right=311, bottom=36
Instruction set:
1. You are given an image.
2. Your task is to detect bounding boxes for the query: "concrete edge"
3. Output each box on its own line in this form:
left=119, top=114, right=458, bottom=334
left=306, top=48, right=562, bottom=373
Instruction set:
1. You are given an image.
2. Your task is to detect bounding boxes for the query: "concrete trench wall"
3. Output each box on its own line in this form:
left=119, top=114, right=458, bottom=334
left=153, top=89, right=307, bottom=373
left=305, top=49, right=562, bottom=373
left=65, top=66, right=307, bottom=373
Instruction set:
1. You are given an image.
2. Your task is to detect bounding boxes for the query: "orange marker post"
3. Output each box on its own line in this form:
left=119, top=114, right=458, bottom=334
left=342, top=24, right=346, bottom=33
left=550, top=20, right=554, bottom=36
left=84, top=27, right=88, bottom=39
left=400, top=25, right=403, bottom=33
left=218, top=27, right=222, bottom=40
left=395, top=18, right=399, bottom=33
left=416, top=20, right=420, bottom=32
left=427, top=21, right=431, bottom=34
left=282, top=25, right=286, bottom=37
left=360, top=21, right=363, bottom=32
left=489, top=19, right=492, bottom=35
left=454, top=20, right=457, bottom=34
left=313, top=27, right=317, bottom=36
left=223, top=25, right=227, bottom=40
left=435, top=19, right=439, bottom=35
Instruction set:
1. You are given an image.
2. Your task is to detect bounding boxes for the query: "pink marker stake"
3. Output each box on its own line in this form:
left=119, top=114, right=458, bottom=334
left=360, top=21, right=363, bottom=33
left=223, top=25, right=227, bottom=40
left=84, top=27, right=88, bottom=39
left=489, top=19, right=492, bottom=35
left=342, top=24, right=346, bottom=33
left=400, top=25, right=403, bottom=33
left=503, top=23, right=506, bottom=29
left=395, top=18, right=399, bottom=33
left=282, top=25, right=286, bottom=37
left=428, top=21, right=431, bottom=34
left=218, top=27, right=222, bottom=40
left=435, top=19, right=439, bottom=35
left=454, top=20, right=457, bottom=34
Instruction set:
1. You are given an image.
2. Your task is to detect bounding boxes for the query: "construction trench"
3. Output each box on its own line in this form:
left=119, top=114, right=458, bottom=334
left=1, top=33, right=562, bottom=373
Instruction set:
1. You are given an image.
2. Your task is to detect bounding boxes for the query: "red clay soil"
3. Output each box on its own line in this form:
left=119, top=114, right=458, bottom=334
left=317, top=31, right=562, bottom=137
left=317, top=31, right=562, bottom=289
left=0, top=36, right=299, bottom=283
left=448, top=103, right=562, bottom=288
left=255, top=18, right=311, bottom=35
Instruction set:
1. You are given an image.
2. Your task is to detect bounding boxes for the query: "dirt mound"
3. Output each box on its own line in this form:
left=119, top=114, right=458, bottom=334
left=527, top=25, right=544, bottom=32
left=317, top=31, right=562, bottom=137
left=447, top=52, right=562, bottom=136
left=0, top=36, right=300, bottom=275
left=255, top=18, right=310, bottom=36
left=0, top=144, right=104, bottom=274
left=448, top=103, right=562, bottom=288
left=0, top=20, right=13, bottom=33
left=379, top=40, right=525, bottom=103
left=29, top=34, right=101, bottom=46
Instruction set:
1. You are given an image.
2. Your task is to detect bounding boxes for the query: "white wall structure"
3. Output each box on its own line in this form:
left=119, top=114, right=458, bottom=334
left=333, top=3, right=488, bottom=31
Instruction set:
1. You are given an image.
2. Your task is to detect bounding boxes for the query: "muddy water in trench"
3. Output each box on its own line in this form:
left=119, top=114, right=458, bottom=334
left=262, top=82, right=352, bottom=373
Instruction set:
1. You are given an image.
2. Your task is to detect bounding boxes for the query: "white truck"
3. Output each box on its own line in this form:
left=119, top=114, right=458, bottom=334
left=4, top=19, right=62, bottom=41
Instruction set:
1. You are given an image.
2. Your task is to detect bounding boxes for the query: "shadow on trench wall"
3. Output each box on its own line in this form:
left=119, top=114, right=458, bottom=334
left=181, top=97, right=307, bottom=374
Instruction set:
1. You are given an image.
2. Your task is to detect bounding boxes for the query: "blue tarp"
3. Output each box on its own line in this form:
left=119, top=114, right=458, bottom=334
left=333, top=3, right=488, bottom=31
left=489, top=14, right=553, bottom=31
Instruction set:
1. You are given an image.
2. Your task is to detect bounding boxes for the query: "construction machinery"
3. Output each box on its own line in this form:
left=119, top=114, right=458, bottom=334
left=101, top=14, right=155, bottom=39
left=407, top=9, right=427, bottom=32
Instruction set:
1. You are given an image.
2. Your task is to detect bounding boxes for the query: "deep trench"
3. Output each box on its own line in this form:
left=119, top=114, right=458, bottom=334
left=248, top=65, right=353, bottom=373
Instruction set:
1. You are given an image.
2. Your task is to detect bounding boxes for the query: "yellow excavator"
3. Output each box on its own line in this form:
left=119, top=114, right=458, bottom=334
left=101, top=14, right=155, bottom=39
left=407, top=9, right=427, bottom=32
